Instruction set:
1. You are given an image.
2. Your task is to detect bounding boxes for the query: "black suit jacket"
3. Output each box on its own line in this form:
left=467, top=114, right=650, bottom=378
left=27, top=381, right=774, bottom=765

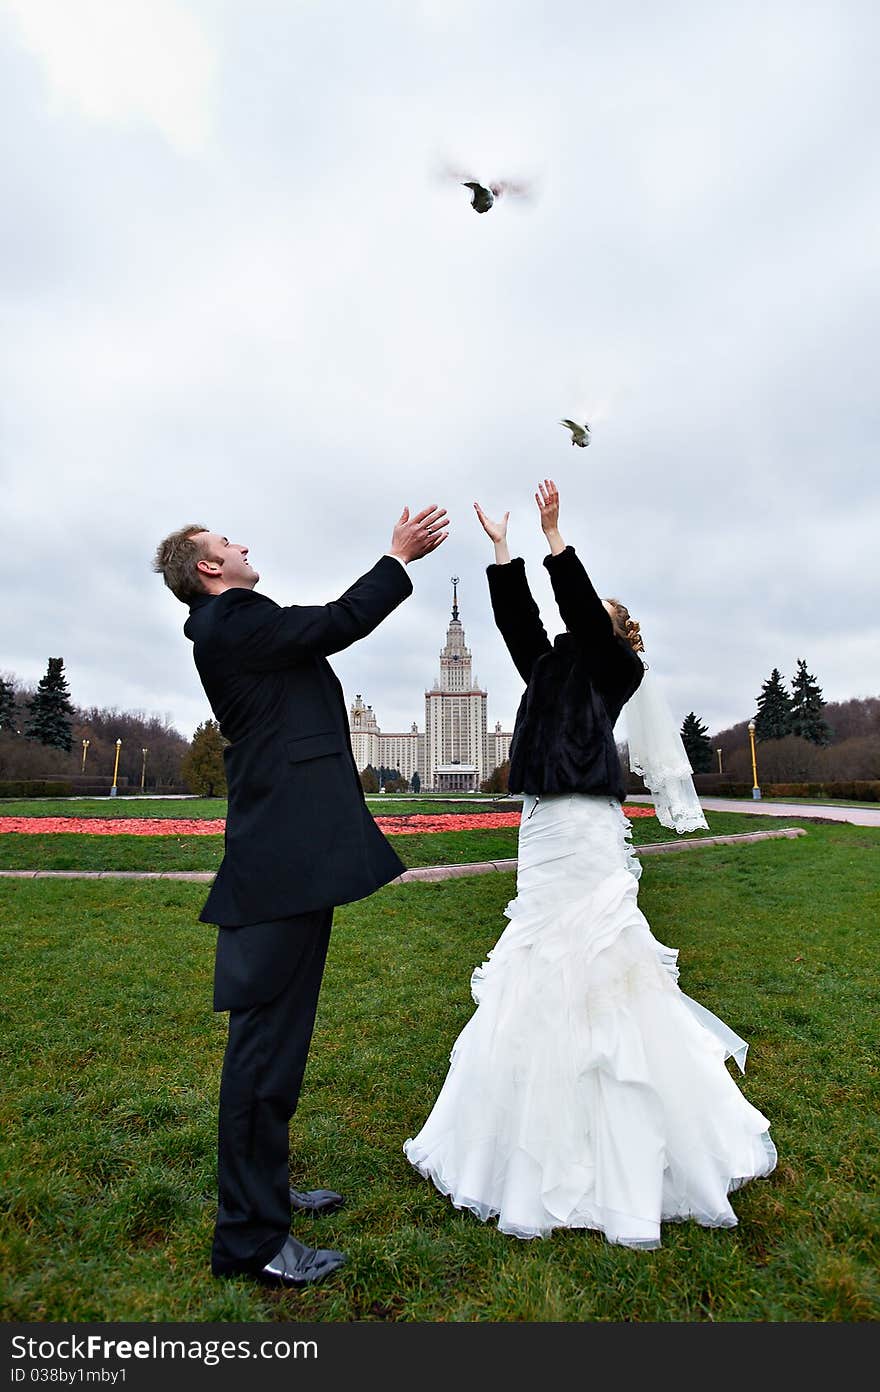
left=487, top=546, right=644, bottom=800
left=184, top=555, right=413, bottom=926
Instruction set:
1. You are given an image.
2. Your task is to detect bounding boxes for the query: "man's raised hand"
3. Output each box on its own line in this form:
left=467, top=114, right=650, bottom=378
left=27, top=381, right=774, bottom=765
left=389, top=504, right=449, bottom=564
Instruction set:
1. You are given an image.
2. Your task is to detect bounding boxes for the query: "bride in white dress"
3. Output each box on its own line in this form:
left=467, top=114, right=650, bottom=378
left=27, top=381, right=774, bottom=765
left=404, top=481, right=776, bottom=1249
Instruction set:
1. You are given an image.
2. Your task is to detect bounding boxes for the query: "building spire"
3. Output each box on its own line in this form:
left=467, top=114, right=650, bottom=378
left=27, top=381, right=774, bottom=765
left=451, top=575, right=459, bottom=623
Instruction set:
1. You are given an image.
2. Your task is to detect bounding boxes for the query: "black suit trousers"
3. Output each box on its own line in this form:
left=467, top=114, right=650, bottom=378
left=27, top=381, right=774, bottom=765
left=210, top=908, right=333, bottom=1273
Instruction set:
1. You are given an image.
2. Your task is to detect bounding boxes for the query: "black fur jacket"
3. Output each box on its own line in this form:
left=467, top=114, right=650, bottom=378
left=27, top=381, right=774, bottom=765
left=486, top=546, right=644, bottom=800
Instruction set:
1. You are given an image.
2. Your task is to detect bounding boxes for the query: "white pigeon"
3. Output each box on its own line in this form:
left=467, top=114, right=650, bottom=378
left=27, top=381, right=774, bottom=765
left=560, top=418, right=591, bottom=447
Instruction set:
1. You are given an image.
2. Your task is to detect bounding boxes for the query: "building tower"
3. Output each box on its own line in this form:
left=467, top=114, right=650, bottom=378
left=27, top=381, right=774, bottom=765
left=424, top=577, right=489, bottom=791
left=349, top=693, right=380, bottom=773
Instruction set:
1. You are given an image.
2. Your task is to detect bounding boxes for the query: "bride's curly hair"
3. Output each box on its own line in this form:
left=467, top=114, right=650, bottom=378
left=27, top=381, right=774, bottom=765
left=605, top=597, right=645, bottom=653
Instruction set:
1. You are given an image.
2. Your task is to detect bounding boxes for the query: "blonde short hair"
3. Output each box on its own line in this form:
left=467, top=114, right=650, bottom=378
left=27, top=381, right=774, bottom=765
left=152, top=523, right=212, bottom=603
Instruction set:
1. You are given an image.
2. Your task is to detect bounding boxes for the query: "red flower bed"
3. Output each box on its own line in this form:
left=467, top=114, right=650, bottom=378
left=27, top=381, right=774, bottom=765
left=0, top=807, right=655, bottom=836
left=375, top=813, right=522, bottom=835
left=375, top=808, right=655, bottom=835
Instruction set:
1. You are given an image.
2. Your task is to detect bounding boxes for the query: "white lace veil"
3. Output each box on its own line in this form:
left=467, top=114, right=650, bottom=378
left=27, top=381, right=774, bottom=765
left=625, top=656, right=708, bottom=834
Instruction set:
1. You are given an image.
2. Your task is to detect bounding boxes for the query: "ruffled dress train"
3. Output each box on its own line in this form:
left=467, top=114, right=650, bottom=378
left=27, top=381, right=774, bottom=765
left=404, top=793, right=776, bottom=1248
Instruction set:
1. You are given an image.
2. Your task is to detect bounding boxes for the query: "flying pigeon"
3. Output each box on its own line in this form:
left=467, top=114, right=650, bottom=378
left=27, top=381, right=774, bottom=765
left=462, top=180, right=495, bottom=214
left=461, top=178, right=533, bottom=213
left=438, top=163, right=535, bottom=213
left=560, top=419, right=591, bottom=447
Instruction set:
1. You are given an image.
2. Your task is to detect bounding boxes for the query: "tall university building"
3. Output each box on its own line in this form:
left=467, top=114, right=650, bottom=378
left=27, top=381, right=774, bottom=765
left=348, top=578, right=513, bottom=791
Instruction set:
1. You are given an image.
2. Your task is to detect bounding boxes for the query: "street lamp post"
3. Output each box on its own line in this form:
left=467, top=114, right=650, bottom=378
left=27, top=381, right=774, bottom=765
left=81, top=738, right=90, bottom=773
left=747, top=720, right=761, bottom=800
left=110, top=738, right=122, bottom=797
left=716, top=747, right=723, bottom=775
left=141, top=747, right=148, bottom=791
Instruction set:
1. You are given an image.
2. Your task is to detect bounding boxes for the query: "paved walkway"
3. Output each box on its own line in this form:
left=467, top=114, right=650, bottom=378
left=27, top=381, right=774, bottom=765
left=0, top=826, right=806, bottom=885
left=627, top=795, right=880, bottom=828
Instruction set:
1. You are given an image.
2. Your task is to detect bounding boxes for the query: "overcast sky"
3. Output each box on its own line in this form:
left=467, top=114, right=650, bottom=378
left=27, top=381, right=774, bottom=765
left=2, top=0, right=877, bottom=745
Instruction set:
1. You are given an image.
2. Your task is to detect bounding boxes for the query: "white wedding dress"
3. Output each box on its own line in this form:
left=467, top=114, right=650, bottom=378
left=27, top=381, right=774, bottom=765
left=404, top=793, right=777, bottom=1248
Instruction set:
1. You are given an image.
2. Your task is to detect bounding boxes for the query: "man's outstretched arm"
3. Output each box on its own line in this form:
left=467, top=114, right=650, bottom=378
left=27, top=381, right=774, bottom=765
left=227, top=504, right=448, bottom=670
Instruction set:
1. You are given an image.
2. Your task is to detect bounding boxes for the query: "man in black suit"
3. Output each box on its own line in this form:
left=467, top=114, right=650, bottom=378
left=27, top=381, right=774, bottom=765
left=152, top=503, right=448, bottom=1285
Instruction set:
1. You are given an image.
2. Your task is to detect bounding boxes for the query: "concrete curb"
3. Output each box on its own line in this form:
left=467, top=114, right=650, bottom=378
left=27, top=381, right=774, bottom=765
left=0, top=827, right=806, bottom=885
left=0, top=869, right=217, bottom=881
left=396, top=827, right=806, bottom=882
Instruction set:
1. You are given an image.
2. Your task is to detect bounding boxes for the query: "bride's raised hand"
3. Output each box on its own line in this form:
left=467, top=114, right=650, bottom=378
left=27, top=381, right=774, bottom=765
left=473, top=501, right=509, bottom=543
left=535, top=479, right=560, bottom=535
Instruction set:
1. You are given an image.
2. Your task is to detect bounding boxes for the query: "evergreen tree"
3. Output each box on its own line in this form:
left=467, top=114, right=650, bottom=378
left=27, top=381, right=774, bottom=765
left=180, top=719, right=227, bottom=796
left=790, top=658, right=832, bottom=746
left=25, top=657, right=75, bottom=750
left=360, top=764, right=379, bottom=794
left=411, top=771, right=421, bottom=793
left=0, top=677, right=16, bottom=732
left=754, top=668, right=792, bottom=741
left=680, top=711, right=713, bottom=773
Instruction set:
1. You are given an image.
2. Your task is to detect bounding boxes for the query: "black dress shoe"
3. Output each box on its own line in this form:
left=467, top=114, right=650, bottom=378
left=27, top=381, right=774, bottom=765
left=213, top=1235, right=346, bottom=1286
left=259, top=1235, right=346, bottom=1287
left=289, top=1186, right=345, bottom=1214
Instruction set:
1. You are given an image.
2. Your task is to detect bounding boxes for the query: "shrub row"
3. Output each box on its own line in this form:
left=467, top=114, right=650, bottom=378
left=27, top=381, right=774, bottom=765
left=0, top=779, right=188, bottom=799
left=0, top=780, right=75, bottom=798
left=689, top=778, right=755, bottom=797
left=627, top=776, right=757, bottom=797
left=760, top=780, right=880, bottom=802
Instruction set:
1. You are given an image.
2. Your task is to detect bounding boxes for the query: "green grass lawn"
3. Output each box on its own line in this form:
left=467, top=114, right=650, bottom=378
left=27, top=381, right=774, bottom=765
left=0, top=797, right=520, bottom=819
left=0, top=812, right=802, bottom=873
left=0, top=822, right=878, bottom=1321
left=4, top=793, right=877, bottom=820
left=0, top=798, right=224, bottom=819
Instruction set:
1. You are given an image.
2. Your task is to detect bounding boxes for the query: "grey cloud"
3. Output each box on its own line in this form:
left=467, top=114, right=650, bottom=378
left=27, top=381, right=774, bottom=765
left=2, top=0, right=877, bottom=743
